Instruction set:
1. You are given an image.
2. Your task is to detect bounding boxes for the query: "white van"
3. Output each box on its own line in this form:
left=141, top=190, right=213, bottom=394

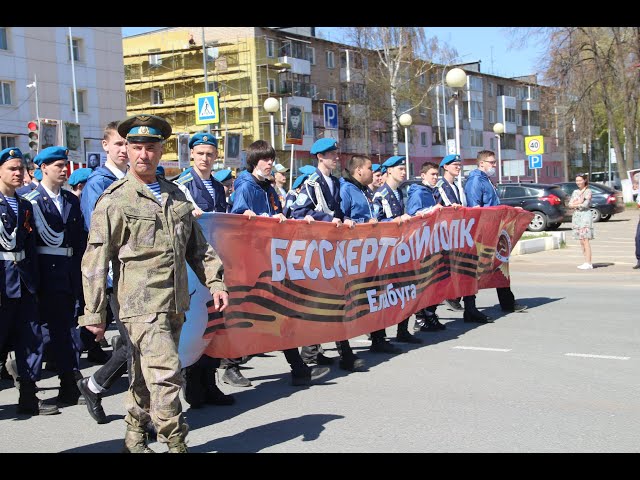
left=590, top=171, right=621, bottom=190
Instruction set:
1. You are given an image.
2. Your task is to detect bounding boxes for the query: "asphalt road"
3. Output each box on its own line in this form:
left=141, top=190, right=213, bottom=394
left=2, top=209, right=639, bottom=453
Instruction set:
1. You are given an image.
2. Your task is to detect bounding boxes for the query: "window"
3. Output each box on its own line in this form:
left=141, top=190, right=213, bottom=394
left=326, top=51, right=335, bottom=69
left=469, top=76, right=483, bottom=91
left=490, top=137, right=496, bottom=150
left=148, top=49, right=161, bottom=67
left=151, top=88, right=164, bottom=106
left=421, top=131, right=428, bottom=146
left=71, top=89, right=86, bottom=113
left=488, top=82, right=493, bottom=97
left=419, top=106, right=427, bottom=117
left=470, top=101, right=483, bottom=120
left=310, top=84, right=317, bottom=99
left=419, top=73, right=426, bottom=85
left=1, top=135, right=17, bottom=149
left=266, top=38, right=275, bottom=58
left=505, top=108, right=516, bottom=123
left=522, top=110, right=540, bottom=127
left=327, top=87, right=336, bottom=101
left=546, top=165, right=550, bottom=176
left=497, top=84, right=504, bottom=96
left=516, top=114, right=522, bottom=126
left=68, top=37, right=82, bottom=62
left=0, top=28, right=7, bottom=50
left=207, top=81, right=219, bottom=92
left=503, top=186, right=529, bottom=198
left=0, top=81, right=12, bottom=105
left=279, top=40, right=291, bottom=57
left=470, top=130, right=483, bottom=147
left=307, top=46, right=315, bottom=64
left=554, top=165, right=559, bottom=176
left=206, top=47, right=218, bottom=62
left=267, top=78, right=276, bottom=94
left=489, top=110, right=495, bottom=123
left=503, top=133, right=516, bottom=150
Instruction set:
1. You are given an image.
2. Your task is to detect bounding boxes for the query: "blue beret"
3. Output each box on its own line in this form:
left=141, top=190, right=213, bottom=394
left=33, top=168, right=43, bottom=181
left=372, top=163, right=381, bottom=173
left=310, top=138, right=338, bottom=155
left=214, top=169, right=232, bottom=183
left=155, top=166, right=165, bottom=176
left=117, top=114, right=172, bottom=142
left=299, top=164, right=316, bottom=175
left=381, top=155, right=406, bottom=168
left=0, top=147, right=23, bottom=165
left=189, top=132, right=218, bottom=149
left=440, top=154, right=461, bottom=167
left=68, top=167, right=92, bottom=186
left=34, top=146, right=69, bottom=166
left=292, top=174, right=309, bottom=190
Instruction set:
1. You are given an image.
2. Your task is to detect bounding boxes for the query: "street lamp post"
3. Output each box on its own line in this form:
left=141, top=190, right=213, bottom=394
left=263, top=97, right=280, bottom=149
left=493, top=122, right=505, bottom=183
left=398, top=113, right=413, bottom=176
left=445, top=67, right=467, bottom=185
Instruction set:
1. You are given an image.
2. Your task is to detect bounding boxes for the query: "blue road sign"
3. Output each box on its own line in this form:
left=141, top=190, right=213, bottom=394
left=323, top=103, right=338, bottom=129
left=528, top=154, right=543, bottom=169
left=195, top=92, right=220, bottom=125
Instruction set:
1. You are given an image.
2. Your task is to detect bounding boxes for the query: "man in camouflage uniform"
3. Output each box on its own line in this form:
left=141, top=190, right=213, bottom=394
left=79, top=114, right=229, bottom=453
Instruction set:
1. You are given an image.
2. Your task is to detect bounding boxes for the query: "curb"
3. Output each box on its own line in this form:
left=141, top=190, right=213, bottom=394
left=512, top=231, right=565, bottom=256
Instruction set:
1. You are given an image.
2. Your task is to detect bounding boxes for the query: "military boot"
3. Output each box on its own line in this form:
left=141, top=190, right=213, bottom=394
left=18, top=379, right=60, bottom=416
left=122, top=425, right=155, bottom=453
left=202, top=367, right=235, bottom=406
left=183, top=365, right=205, bottom=409
left=167, top=437, right=189, bottom=453
left=57, top=371, right=86, bottom=406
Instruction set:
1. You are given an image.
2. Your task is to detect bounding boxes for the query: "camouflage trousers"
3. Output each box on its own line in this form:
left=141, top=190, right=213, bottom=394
left=123, top=312, right=188, bottom=444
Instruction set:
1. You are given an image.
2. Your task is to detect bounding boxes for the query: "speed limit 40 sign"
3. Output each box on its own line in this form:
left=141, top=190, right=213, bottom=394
left=525, top=135, right=544, bottom=156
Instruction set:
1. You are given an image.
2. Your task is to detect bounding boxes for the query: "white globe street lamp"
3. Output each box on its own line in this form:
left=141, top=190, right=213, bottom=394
left=493, top=122, right=505, bottom=183
left=263, top=97, right=280, bottom=149
left=446, top=68, right=467, bottom=184
left=399, top=113, right=413, bottom=175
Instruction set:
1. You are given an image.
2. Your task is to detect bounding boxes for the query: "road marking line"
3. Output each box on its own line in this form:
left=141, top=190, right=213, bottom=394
left=453, top=346, right=511, bottom=352
left=564, top=353, right=630, bottom=360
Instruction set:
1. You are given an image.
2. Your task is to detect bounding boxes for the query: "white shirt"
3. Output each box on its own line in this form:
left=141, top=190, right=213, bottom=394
left=322, top=173, right=334, bottom=195
left=41, top=183, right=64, bottom=214
left=105, top=162, right=127, bottom=180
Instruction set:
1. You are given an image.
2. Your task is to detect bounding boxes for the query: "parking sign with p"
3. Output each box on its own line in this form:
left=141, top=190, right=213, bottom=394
left=324, top=103, right=338, bottom=130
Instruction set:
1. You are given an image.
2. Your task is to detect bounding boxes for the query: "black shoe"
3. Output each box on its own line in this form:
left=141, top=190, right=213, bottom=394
left=316, top=353, right=336, bottom=365
left=339, top=357, right=366, bottom=372
left=87, top=347, right=111, bottom=364
left=464, top=311, right=493, bottom=323
left=221, top=366, right=252, bottom=388
left=204, top=383, right=235, bottom=406
left=370, top=340, right=403, bottom=354
left=183, top=366, right=205, bottom=408
left=395, top=332, right=423, bottom=344
left=419, top=322, right=441, bottom=332
left=18, top=397, right=61, bottom=416
left=430, top=314, right=446, bottom=330
left=57, top=373, right=86, bottom=406
left=633, top=263, right=640, bottom=269
left=502, top=303, right=528, bottom=313
left=77, top=377, right=107, bottom=424
left=291, top=366, right=330, bottom=386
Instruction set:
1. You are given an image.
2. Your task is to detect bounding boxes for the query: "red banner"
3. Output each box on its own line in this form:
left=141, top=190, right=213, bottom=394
left=179, top=206, right=532, bottom=361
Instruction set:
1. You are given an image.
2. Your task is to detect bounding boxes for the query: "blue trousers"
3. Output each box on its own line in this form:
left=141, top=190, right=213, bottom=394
left=39, top=292, right=80, bottom=374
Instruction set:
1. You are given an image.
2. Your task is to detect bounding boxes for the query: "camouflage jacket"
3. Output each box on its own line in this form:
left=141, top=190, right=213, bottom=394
left=79, top=173, right=226, bottom=325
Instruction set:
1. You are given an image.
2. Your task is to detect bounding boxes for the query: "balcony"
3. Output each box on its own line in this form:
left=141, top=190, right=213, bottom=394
left=278, top=56, right=310, bottom=75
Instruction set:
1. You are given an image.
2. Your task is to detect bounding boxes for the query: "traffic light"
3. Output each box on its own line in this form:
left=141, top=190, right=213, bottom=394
left=27, top=120, right=39, bottom=153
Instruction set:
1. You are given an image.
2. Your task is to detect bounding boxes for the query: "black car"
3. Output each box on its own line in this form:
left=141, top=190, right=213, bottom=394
left=554, top=182, right=624, bottom=223
left=496, top=183, right=568, bottom=232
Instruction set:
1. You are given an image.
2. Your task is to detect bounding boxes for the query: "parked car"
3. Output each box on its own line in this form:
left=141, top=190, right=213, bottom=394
left=496, top=183, right=568, bottom=232
left=554, top=182, right=624, bottom=223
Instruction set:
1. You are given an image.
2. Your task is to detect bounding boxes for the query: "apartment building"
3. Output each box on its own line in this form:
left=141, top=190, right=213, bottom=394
left=0, top=27, right=126, bottom=160
left=122, top=27, right=567, bottom=182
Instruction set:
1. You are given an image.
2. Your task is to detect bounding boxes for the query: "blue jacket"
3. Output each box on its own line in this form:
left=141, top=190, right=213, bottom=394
left=340, top=176, right=374, bottom=222
left=80, top=165, right=119, bottom=232
left=291, top=168, right=345, bottom=222
left=0, top=192, right=39, bottom=297
left=231, top=170, right=282, bottom=216
left=373, top=183, right=405, bottom=221
left=406, top=183, right=440, bottom=215
left=16, top=182, right=37, bottom=196
left=175, top=168, right=228, bottom=213
left=464, top=169, right=500, bottom=207
left=24, top=185, right=86, bottom=298
left=283, top=190, right=299, bottom=219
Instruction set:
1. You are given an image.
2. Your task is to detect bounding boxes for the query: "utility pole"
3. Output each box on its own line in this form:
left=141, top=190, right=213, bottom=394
left=201, top=27, right=211, bottom=134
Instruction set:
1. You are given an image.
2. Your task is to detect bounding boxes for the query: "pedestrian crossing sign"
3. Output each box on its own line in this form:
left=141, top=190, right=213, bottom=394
left=195, top=92, right=220, bottom=125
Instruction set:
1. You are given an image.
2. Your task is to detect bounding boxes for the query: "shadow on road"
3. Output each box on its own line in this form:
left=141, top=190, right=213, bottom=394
left=192, top=413, right=344, bottom=452
left=592, top=262, right=615, bottom=268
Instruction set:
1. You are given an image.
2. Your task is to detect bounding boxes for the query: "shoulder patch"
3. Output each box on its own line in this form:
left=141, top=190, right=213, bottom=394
left=308, top=172, right=319, bottom=183
left=295, top=192, right=308, bottom=205
left=175, top=172, right=193, bottom=185
left=23, top=190, right=40, bottom=202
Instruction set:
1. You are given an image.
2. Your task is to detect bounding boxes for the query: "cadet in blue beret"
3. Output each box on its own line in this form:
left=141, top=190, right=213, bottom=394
left=292, top=138, right=360, bottom=370
left=0, top=147, right=60, bottom=415
left=23, top=144, right=87, bottom=408
left=439, top=154, right=461, bottom=168
left=370, top=154, right=422, bottom=350
left=213, top=169, right=232, bottom=184
left=298, top=164, right=316, bottom=175
left=367, top=163, right=384, bottom=201
left=68, top=167, right=92, bottom=189
left=175, top=131, right=235, bottom=403
left=283, top=174, right=308, bottom=219
left=33, top=168, right=42, bottom=182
